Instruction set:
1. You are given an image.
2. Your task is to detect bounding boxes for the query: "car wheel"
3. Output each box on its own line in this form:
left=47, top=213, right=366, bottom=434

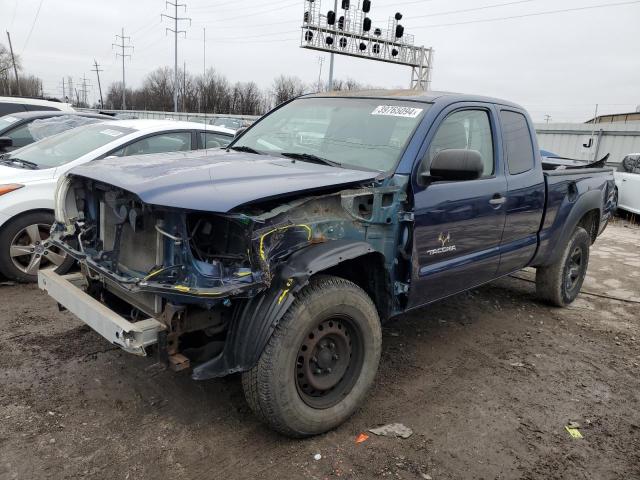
left=241, top=275, right=382, bottom=437
left=0, top=212, right=75, bottom=283
left=535, top=227, right=591, bottom=307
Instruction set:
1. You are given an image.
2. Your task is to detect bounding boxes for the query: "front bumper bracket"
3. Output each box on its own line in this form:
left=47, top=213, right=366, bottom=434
left=38, top=269, right=165, bottom=356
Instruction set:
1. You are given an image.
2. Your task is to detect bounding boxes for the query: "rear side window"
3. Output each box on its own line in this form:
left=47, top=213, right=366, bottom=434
left=112, top=132, right=192, bottom=156
left=0, top=103, right=27, bottom=115
left=501, top=110, right=535, bottom=175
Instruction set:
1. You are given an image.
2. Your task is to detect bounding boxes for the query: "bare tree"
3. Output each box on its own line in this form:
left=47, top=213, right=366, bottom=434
left=272, top=75, right=306, bottom=107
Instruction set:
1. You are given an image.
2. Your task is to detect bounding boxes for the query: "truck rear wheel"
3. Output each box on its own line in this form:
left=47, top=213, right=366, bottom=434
left=535, top=227, right=591, bottom=307
left=241, top=275, right=381, bottom=437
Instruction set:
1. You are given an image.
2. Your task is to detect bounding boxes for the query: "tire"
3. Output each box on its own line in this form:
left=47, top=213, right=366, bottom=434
left=535, top=227, right=591, bottom=307
left=0, top=212, right=75, bottom=283
left=241, top=275, right=382, bottom=437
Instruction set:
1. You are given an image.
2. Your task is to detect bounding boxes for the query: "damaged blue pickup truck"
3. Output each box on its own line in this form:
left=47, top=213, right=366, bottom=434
left=41, top=91, right=616, bottom=437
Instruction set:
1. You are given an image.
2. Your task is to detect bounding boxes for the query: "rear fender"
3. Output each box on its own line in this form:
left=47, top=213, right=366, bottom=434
left=532, top=189, right=603, bottom=267
left=191, top=240, right=375, bottom=380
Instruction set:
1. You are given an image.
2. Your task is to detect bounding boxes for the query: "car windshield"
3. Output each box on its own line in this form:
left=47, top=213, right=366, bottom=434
left=5, top=123, right=135, bottom=169
left=232, top=97, right=430, bottom=172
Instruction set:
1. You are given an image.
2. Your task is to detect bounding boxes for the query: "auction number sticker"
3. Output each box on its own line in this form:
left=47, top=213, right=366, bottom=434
left=371, top=105, right=423, bottom=118
left=99, top=129, right=124, bottom=137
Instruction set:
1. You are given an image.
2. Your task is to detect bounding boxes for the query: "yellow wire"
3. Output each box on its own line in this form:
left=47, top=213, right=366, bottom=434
left=259, top=224, right=312, bottom=261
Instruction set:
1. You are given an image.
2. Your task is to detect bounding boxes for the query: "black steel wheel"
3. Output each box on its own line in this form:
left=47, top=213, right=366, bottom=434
left=536, top=227, right=591, bottom=307
left=295, top=315, right=364, bottom=409
left=242, top=275, right=381, bottom=437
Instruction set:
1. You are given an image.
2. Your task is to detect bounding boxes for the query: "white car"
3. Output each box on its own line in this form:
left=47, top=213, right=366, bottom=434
left=0, top=119, right=235, bottom=281
left=614, top=154, right=640, bottom=215
left=0, top=96, right=75, bottom=115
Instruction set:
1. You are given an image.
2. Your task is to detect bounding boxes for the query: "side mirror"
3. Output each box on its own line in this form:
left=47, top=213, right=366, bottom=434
left=422, top=149, right=483, bottom=182
left=234, top=127, right=248, bottom=138
left=0, top=137, right=13, bottom=152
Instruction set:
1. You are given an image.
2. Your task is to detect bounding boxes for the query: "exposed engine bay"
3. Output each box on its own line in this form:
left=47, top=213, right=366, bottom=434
left=51, top=174, right=411, bottom=374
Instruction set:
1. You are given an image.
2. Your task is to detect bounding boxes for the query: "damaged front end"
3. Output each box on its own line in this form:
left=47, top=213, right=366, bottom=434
left=49, top=173, right=411, bottom=377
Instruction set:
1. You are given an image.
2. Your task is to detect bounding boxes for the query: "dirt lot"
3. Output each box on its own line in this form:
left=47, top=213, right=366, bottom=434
left=1, top=220, right=639, bottom=480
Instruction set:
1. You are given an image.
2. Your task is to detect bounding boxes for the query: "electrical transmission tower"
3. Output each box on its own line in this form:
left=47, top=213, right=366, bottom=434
left=92, top=59, right=104, bottom=109
left=162, top=1, right=191, bottom=113
left=112, top=28, right=134, bottom=110
left=78, top=74, right=92, bottom=107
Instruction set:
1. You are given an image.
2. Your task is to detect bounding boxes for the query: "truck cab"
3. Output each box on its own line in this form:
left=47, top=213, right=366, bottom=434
left=41, top=91, right=615, bottom=437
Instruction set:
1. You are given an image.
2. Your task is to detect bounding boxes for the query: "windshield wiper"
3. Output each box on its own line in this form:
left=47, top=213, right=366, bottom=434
left=228, top=145, right=261, bottom=155
left=280, top=152, right=342, bottom=168
left=0, top=157, right=39, bottom=170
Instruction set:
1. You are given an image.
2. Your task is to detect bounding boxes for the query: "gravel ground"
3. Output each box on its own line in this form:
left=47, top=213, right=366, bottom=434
left=1, top=220, right=639, bottom=480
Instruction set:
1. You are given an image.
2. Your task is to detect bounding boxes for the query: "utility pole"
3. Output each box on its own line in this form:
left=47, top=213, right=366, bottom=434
left=202, top=26, right=206, bottom=116
left=92, top=59, right=104, bottom=109
left=544, top=114, right=551, bottom=124
left=327, top=0, right=338, bottom=91
left=113, top=27, right=133, bottom=110
left=317, top=56, right=325, bottom=92
left=162, top=1, right=191, bottom=113
left=61, top=77, right=65, bottom=103
left=6, top=31, right=21, bottom=96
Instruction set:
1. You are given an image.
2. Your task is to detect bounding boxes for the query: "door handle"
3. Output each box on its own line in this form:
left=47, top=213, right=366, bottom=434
left=489, top=194, right=506, bottom=206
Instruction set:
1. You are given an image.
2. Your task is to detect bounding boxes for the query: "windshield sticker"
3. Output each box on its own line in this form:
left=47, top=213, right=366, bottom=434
left=99, top=129, right=124, bottom=137
left=371, top=105, right=423, bottom=118
left=2, top=116, right=18, bottom=123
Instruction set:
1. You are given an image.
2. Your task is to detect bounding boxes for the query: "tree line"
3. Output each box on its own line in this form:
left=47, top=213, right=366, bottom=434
left=104, top=67, right=367, bottom=115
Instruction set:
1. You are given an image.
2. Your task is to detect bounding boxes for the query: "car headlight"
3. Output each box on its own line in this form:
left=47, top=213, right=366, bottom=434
left=54, top=175, right=72, bottom=223
left=0, top=184, right=24, bottom=196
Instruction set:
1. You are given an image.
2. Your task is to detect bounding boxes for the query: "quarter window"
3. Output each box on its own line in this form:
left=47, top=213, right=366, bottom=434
left=501, top=110, right=535, bottom=175
left=425, top=109, right=494, bottom=177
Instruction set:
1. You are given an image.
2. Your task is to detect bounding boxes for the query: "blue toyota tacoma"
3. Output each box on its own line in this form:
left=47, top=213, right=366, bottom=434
left=41, top=91, right=616, bottom=437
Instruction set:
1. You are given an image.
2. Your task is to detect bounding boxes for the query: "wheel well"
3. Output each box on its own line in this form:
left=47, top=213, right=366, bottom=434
left=0, top=209, right=54, bottom=235
left=319, top=252, right=391, bottom=321
left=577, top=209, right=600, bottom=244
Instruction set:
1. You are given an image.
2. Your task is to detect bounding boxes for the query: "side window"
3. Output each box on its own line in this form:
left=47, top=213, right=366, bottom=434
left=6, top=123, right=35, bottom=148
left=501, top=110, right=535, bottom=175
left=0, top=103, right=27, bottom=115
left=112, top=132, right=192, bottom=157
left=199, top=132, right=232, bottom=149
left=424, top=109, right=494, bottom=177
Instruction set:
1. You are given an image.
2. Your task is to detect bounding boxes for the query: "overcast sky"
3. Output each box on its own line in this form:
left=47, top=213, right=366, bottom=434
left=2, top=0, right=639, bottom=122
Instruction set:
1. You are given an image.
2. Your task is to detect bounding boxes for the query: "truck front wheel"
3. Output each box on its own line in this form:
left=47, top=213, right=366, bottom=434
left=535, top=227, right=591, bottom=307
left=242, top=275, right=382, bottom=437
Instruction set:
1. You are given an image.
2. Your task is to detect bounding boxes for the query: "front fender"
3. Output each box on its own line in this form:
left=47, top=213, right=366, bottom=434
left=191, top=240, right=375, bottom=380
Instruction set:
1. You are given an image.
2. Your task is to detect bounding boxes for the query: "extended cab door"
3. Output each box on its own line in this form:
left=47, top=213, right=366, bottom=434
left=495, top=110, right=545, bottom=275
left=408, top=104, right=507, bottom=308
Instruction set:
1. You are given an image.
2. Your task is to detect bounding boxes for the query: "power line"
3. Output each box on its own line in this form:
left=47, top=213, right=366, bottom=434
left=413, top=0, right=640, bottom=28
left=411, top=0, right=535, bottom=19
left=197, top=0, right=300, bottom=22
left=22, top=0, right=44, bottom=52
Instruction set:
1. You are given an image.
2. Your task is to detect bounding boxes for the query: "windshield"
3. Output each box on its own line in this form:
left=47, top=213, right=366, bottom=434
left=5, top=123, right=135, bottom=168
left=232, top=97, right=430, bottom=172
